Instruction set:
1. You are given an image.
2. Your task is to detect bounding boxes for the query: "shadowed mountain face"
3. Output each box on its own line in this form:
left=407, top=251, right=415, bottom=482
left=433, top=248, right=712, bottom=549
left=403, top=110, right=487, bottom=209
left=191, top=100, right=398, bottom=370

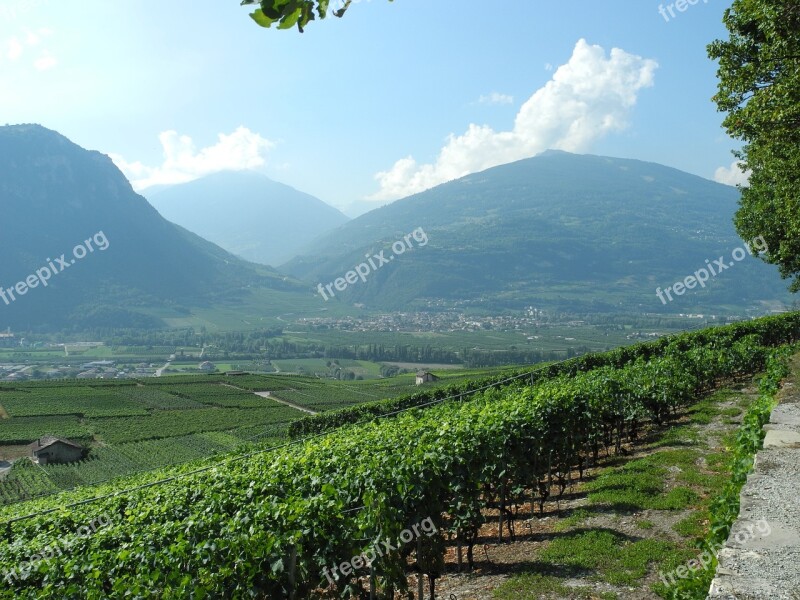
left=282, top=151, right=790, bottom=313
left=0, top=125, right=303, bottom=331
left=145, top=171, right=349, bottom=267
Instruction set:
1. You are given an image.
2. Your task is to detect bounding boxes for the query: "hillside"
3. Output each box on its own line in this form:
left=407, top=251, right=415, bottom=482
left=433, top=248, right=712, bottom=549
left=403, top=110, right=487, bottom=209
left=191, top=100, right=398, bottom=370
left=145, top=171, right=349, bottom=266
left=0, top=313, right=797, bottom=598
left=0, top=125, right=306, bottom=331
left=283, top=151, right=790, bottom=313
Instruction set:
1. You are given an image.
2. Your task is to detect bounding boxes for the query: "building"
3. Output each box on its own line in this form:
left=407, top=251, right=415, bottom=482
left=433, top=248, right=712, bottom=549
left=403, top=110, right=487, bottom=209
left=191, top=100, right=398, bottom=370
left=415, top=371, right=439, bottom=386
left=199, top=361, right=216, bottom=372
left=29, top=436, right=85, bottom=465
left=80, top=360, right=116, bottom=369
left=0, top=330, right=15, bottom=348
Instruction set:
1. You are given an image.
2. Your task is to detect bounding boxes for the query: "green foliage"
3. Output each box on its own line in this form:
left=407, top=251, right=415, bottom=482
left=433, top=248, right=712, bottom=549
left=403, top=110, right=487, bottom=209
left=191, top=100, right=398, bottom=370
left=290, top=312, right=800, bottom=437
left=708, top=0, right=800, bottom=290
left=241, top=0, right=393, bottom=32
left=0, top=318, right=793, bottom=597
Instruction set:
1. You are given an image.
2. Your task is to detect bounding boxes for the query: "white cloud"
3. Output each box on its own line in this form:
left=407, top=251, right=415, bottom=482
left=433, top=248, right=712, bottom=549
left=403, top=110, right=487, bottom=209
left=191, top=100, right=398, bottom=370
left=6, top=37, right=23, bottom=61
left=4, top=28, right=55, bottom=67
left=479, top=92, right=514, bottom=105
left=714, top=160, right=750, bottom=187
left=33, top=51, right=57, bottom=71
left=110, top=127, right=276, bottom=190
left=370, top=39, right=658, bottom=201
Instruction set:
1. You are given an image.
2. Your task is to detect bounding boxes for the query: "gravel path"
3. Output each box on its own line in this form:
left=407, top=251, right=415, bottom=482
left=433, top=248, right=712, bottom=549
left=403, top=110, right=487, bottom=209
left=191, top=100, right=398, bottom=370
left=708, top=364, right=800, bottom=599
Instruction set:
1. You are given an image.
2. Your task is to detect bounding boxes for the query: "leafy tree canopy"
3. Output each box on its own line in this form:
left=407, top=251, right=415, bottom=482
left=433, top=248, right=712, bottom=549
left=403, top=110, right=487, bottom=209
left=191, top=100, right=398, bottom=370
left=241, top=0, right=391, bottom=32
left=708, top=0, right=800, bottom=290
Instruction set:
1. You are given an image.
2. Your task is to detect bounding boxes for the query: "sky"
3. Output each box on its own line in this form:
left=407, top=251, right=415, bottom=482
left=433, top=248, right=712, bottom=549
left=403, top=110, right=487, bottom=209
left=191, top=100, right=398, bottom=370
left=1, top=0, right=747, bottom=217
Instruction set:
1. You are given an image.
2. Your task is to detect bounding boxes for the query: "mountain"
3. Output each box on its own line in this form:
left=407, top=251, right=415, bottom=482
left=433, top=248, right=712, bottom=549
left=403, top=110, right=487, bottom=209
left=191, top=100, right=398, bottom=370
left=282, top=150, right=790, bottom=314
left=0, top=125, right=305, bottom=331
left=145, top=171, right=349, bottom=266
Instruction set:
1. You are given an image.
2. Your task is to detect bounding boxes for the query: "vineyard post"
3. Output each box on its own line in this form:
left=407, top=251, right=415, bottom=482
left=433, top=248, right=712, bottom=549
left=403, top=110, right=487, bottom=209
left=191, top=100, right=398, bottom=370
left=287, top=545, right=297, bottom=600
left=498, top=481, right=505, bottom=543
left=369, top=562, right=376, bottom=600
left=417, top=536, right=424, bottom=600
left=456, top=531, right=463, bottom=572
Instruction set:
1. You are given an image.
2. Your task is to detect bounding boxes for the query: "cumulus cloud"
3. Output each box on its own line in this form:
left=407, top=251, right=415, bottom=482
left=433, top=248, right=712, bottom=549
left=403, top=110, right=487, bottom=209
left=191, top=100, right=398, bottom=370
left=4, top=28, right=56, bottom=68
left=479, top=92, right=514, bottom=105
left=714, top=160, right=750, bottom=187
left=370, top=39, right=658, bottom=201
left=33, top=51, right=56, bottom=71
left=6, top=37, right=23, bottom=61
left=110, top=127, right=276, bottom=190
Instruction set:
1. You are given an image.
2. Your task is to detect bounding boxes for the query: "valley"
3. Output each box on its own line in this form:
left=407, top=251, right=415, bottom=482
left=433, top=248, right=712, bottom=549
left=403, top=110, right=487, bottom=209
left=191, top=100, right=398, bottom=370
left=2, top=2, right=799, bottom=597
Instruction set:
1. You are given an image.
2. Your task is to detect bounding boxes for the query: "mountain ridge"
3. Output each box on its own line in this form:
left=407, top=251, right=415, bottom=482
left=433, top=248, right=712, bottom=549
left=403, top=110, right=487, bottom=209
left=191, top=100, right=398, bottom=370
left=282, top=151, right=789, bottom=313
left=145, top=171, right=349, bottom=266
left=0, top=124, right=305, bottom=331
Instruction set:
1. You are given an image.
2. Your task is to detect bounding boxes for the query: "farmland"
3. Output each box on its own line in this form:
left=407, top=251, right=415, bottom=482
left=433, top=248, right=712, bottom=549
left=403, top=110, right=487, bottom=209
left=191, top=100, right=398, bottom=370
left=0, top=313, right=797, bottom=599
left=0, top=368, right=512, bottom=504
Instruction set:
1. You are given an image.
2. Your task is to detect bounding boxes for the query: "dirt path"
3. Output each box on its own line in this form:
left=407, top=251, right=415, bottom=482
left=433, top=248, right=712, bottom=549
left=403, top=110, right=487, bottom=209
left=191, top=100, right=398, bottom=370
left=220, top=382, right=319, bottom=416
left=429, top=381, right=760, bottom=600
left=253, top=391, right=318, bottom=416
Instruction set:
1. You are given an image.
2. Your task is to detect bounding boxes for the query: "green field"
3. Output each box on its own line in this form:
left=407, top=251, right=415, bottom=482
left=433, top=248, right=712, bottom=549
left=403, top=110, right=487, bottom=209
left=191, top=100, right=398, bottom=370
left=0, top=368, right=512, bottom=504
left=0, top=377, right=307, bottom=504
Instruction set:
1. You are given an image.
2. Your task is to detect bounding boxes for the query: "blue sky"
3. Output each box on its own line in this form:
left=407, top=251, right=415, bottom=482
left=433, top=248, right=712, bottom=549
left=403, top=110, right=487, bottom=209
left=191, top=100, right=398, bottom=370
left=1, top=0, right=745, bottom=216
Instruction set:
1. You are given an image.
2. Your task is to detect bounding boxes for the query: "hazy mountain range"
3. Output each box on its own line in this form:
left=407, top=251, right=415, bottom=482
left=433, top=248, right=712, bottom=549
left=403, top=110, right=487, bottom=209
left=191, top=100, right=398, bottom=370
left=0, top=126, right=790, bottom=331
left=145, top=171, right=349, bottom=266
left=283, top=150, right=789, bottom=313
left=0, top=125, right=304, bottom=331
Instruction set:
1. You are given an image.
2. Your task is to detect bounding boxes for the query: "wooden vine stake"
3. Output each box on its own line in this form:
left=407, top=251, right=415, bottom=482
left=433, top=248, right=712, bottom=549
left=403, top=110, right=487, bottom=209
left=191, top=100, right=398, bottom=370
left=456, top=530, right=463, bottom=573
left=369, top=562, right=376, bottom=600
left=287, top=545, right=297, bottom=600
left=417, top=536, right=424, bottom=600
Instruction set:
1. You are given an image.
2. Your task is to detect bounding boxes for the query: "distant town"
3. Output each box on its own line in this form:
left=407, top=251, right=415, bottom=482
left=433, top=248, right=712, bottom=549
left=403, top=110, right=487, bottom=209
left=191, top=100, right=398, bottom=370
left=0, top=309, right=745, bottom=382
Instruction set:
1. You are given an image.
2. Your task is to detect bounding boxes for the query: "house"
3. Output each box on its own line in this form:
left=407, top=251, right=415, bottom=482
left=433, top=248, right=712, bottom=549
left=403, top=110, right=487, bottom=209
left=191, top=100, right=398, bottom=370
left=199, top=361, right=216, bottom=372
left=80, top=360, right=115, bottom=369
left=415, top=371, right=439, bottom=386
left=29, top=436, right=85, bottom=465
left=0, top=330, right=15, bottom=348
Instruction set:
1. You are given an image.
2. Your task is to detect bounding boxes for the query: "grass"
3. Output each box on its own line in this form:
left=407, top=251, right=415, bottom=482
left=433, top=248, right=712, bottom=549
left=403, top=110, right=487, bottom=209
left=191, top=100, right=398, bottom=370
left=493, top=572, right=618, bottom=599
left=553, top=507, right=593, bottom=531
left=585, top=453, right=700, bottom=512
left=537, top=529, right=675, bottom=586
left=491, top=378, right=764, bottom=599
left=673, top=512, right=708, bottom=538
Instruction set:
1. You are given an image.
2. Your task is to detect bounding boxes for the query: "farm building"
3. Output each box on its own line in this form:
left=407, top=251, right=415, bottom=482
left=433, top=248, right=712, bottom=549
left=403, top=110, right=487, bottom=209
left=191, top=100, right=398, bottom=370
left=415, top=371, right=439, bottom=386
left=199, top=361, right=217, bottom=372
left=0, top=331, right=16, bottom=348
left=29, top=436, right=85, bottom=465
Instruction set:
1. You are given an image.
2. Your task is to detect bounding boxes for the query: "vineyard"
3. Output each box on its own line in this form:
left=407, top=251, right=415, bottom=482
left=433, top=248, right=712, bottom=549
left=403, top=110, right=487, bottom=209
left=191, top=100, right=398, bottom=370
left=0, top=313, right=797, bottom=598
left=0, top=379, right=310, bottom=504
left=0, top=368, right=489, bottom=505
